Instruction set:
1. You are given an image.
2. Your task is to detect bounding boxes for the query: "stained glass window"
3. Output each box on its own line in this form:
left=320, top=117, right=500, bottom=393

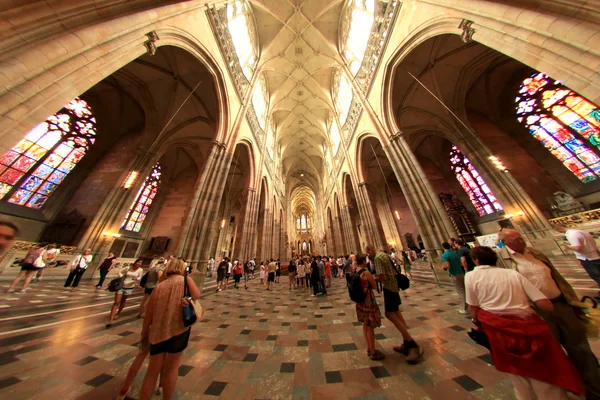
left=341, top=0, right=376, bottom=75
left=122, top=163, right=162, bottom=232
left=516, top=72, right=600, bottom=183
left=227, top=0, right=257, bottom=80
left=301, top=215, right=307, bottom=231
left=0, top=97, right=96, bottom=209
left=296, top=217, right=301, bottom=233
left=449, top=146, right=503, bottom=216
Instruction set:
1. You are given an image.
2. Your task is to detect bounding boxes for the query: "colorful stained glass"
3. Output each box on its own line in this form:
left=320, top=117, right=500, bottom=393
left=450, top=146, right=503, bottom=217
left=122, top=163, right=162, bottom=232
left=516, top=72, right=600, bottom=183
left=0, top=97, right=97, bottom=208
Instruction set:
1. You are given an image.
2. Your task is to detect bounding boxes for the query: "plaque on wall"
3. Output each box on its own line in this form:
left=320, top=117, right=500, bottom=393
left=122, top=242, right=140, bottom=258
left=109, top=239, right=126, bottom=256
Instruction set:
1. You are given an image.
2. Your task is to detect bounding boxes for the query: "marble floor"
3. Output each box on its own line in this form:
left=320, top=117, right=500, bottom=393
left=0, top=275, right=597, bottom=400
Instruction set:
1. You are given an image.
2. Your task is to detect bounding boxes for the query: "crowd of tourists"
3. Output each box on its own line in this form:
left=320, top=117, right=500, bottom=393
left=1, top=218, right=600, bottom=400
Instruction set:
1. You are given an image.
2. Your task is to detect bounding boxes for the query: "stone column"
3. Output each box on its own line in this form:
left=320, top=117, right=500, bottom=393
left=458, top=134, right=552, bottom=236
left=235, top=187, right=256, bottom=261
left=341, top=205, right=358, bottom=253
left=175, top=141, right=225, bottom=255
left=77, top=150, right=158, bottom=253
left=385, top=132, right=456, bottom=252
left=334, top=216, right=346, bottom=255
left=356, top=182, right=386, bottom=249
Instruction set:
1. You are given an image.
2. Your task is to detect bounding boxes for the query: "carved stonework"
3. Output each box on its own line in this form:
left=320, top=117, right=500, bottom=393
left=459, top=19, right=475, bottom=43
left=144, top=31, right=159, bottom=55
left=207, top=6, right=251, bottom=98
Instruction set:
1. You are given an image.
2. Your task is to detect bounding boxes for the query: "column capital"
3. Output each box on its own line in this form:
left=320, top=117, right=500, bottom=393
left=358, top=182, right=367, bottom=188
left=248, top=187, right=256, bottom=192
left=389, top=131, right=404, bottom=143
left=211, top=140, right=226, bottom=149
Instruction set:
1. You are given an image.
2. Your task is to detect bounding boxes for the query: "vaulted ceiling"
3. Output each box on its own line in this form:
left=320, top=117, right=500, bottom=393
left=250, top=0, right=347, bottom=217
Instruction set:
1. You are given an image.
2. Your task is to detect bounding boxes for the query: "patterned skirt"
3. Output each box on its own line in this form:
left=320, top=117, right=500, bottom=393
left=356, top=290, right=382, bottom=328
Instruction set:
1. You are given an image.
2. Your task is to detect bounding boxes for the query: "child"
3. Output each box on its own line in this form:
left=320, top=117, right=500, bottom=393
left=354, top=254, right=384, bottom=360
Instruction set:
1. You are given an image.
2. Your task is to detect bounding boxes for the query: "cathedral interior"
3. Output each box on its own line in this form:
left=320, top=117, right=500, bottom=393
left=1, top=0, right=600, bottom=399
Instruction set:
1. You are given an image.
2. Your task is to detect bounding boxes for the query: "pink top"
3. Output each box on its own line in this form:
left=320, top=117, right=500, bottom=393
left=148, top=275, right=188, bottom=344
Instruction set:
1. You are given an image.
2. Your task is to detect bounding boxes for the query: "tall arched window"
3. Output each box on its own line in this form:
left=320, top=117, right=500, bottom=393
left=252, top=74, right=269, bottom=131
left=516, top=72, right=600, bottom=183
left=296, top=217, right=301, bottom=233
left=301, top=215, right=307, bottom=232
left=450, top=145, right=503, bottom=216
left=306, top=216, right=311, bottom=231
left=0, top=97, right=96, bottom=209
left=333, top=69, right=353, bottom=127
left=341, top=0, right=376, bottom=75
left=122, top=163, right=162, bottom=232
left=227, top=0, right=257, bottom=80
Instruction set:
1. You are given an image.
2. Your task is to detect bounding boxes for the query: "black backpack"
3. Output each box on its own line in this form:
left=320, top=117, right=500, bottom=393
left=139, top=271, right=149, bottom=288
left=347, top=268, right=368, bottom=303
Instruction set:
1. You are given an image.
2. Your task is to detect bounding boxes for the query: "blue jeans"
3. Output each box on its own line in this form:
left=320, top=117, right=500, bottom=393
left=580, top=259, right=600, bottom=286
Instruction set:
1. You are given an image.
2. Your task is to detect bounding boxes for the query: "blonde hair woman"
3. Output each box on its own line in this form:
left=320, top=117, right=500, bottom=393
left=139, top=258, right=200, bottom=400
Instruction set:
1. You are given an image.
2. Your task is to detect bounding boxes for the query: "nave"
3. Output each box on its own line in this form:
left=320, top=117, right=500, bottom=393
left=2, top=276, right=584, bottom=400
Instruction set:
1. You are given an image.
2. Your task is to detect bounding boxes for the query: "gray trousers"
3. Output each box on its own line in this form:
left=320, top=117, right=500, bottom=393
left=537, top=298, right=600, bottom=400
left=450, top=274, right=467, bottom=311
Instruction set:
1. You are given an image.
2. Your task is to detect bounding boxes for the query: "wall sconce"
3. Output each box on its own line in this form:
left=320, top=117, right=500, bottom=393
left=504, top=214, right=514, bottom=219
left=394, top=210, right=402, bottom=220
left=122, top=171, right=139, bottom=189
left=489, top=155, right=507, bottom=172
left=102, top=231, right=121, bottom=238
left=220, top=219, right=226, bottom=229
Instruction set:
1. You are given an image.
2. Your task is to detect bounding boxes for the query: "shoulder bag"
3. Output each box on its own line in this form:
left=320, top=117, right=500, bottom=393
left=389, top=255, right=410, bottom=290
left=182, top=275, right=203, bottom=327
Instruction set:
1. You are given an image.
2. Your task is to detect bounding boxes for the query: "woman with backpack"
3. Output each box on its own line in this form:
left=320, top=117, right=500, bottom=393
left=107, top=259, right=143, bottom=328
left=138, top=260, right=163, bottom=318
left=352, top=254, right=384, bottom=360
left=7, top=243, right=48, bottom=294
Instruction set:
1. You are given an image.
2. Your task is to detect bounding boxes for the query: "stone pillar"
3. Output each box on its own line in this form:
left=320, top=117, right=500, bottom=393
left=235, top=187, right=256, bottom=261
left=341, top=205, right=358, bottom=253
left=177, top=141, right=232, bottom=271
left=334, top=216, right=346, bottom=255
left=385, top=133, right=456, bottom=252
left=175, top=141, right=225, bottom=255
left=77, top=150, right=158, bottom=253
left=458, top=133, right=552, bottom=236
left=356, top=182, right=386, bottom=249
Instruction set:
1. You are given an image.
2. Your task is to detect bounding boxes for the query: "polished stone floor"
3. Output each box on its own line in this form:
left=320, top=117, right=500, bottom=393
left=0, top=274, right=597, bottom=400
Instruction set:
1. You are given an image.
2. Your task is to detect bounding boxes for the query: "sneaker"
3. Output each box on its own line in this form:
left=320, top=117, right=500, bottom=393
left=459, top=309, right=469, bottom=315
left=406, top=346, right=424, bottom=364
left=7, top=289, right=14, bottom=293
left=311, top=294, right=315, bottom=297
left=16, top=290, right=27, bottom=294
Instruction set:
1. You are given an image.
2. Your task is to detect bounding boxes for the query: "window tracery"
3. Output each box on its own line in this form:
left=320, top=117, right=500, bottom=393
left=341, top=0, right=376, bottom=76
left=226, top=0, right=257, bottom=81
left=0, top=97, right=96, bottom=209
left=122, top=163, right=161, bottom=232
left=252, top=74, right=269, bottom=132
left=333, top=69, right=353, bottom=128
left=449, top=146, right=503, bottom=216
left=516, top=72, right=600, bottom=183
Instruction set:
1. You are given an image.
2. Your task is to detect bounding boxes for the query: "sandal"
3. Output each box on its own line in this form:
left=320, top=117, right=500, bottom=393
left=368, top=349, right=385, bottom=360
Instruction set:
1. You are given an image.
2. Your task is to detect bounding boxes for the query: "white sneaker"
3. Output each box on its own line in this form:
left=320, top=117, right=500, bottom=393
left=311, top=294, right=315, bottom=297
left=458, top=309, right=469, bottom=315
left=7, top=289, right=14, bottom=293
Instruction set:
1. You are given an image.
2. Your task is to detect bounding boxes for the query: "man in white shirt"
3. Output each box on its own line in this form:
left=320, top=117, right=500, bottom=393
left=556, top=225, right=600, bottom=287
left=498, top=228, right=600, bottom=399
left=63, top=249, right=93, bottom=291
left=466, top=246, right=581, bottom=400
